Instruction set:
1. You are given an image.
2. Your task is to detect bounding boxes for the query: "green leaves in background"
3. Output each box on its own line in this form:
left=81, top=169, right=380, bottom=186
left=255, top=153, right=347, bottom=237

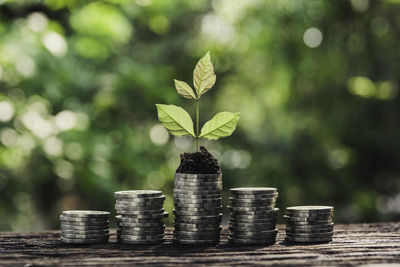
left=200, top=112, right=240, bottom=140
left=155, top=104, right=195, bottom=137
left=193, top=51, right=216, bottom=98
left=174, top=79, right=196, bottom=99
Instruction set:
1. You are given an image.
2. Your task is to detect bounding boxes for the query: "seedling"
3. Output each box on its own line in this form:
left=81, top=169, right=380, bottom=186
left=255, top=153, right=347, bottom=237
left=156, top=52, right=240, bottom=151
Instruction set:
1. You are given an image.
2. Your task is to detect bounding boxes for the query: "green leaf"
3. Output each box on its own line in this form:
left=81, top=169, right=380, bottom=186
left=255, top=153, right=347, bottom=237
left=193, top=51, right=216, bottom=98
left=156, top=104, right=195, bottom=137
left=200, top=112, right=240, bottom=140
left=174, top=79, right=197, bottom=100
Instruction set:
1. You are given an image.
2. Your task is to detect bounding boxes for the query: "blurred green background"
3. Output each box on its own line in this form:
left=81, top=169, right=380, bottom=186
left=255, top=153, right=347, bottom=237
left=0, top=0, right=399, bottom=231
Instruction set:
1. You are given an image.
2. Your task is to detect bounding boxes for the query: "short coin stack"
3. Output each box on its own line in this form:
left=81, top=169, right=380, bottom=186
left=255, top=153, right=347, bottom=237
left=173, top=173, right=223, bottom=245
left=114, top=190, right=168, bottom=244
left=228, top=187, right=279, bottom=245
left=284, top=206, right=334, bottom=243
left=60, top=210, right=110, bottom=244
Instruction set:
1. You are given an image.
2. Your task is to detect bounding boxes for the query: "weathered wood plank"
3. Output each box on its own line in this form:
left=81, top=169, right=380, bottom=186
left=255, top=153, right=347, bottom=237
left=0, top=223, right=399, bottom=266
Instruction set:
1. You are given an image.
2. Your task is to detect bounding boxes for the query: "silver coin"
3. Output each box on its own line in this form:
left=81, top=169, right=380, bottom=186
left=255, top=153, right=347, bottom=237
left=172, top=238, right=219, bottom=245
left=285, top=227, right=334, bottom=234
left=119, top=221, right=164, bottom=228
left=286, top=223, right=334, bottom=230
left=174, top=179, right=222, bottom=185
left=173, top=225, right=220, bottom=232
left=283, top=215, right=333, bottom=222
left=174, top=218, right=221, bottom=225
left=60, top=215, right=108, bottom=222
left=229, top=201, right=276, bottom=208
left=229, top=225, right=277, bottom=231
left=60, top=221, right=109, bottom=228
left=116, top=200, right=165, bottom=208
left=231, top=193, right=279, bottom=200
left=115, top=208, right=165, bottom=215
left=285, top=236, right=332, bottom=243
left=230, top=210, right=277, bottom=219
left=119, top=217, right=166, bottom=224
left=286, top=206, right=334, bottom=213
left=230, top=187, right=277, bottom=195
left=173, top=209, right=221, bottom=217
left=120, top=239, right=164, bottom=244
left=62, top=210, right=110, bottom=218
left=120, top=211, right=169, bottom=219
left=120, top=234, right=164, bottom=240
left=62, top=232, right=110, bottom=239
left=61, top=229, right=109, bottom=235
left=229, top=228, right=277, bottom=235
left=228, top=237, right=276, bottom=245
left=229, top=197, right=277, bottom=205
left=230, top=213, right=277, bottom=220
left=115, top=205, right=163, bottom=215
left=285, top=231, right=334, bottom=237
left=115, top=190, right=162, bottom=199
left=175, top=173, right=222, bottom=181
left=174, top=197, right=221, bottom=204
left=284, top=219, right=333, bottom=225
left=229, top=222, right=276, bottom=228
left=174, top=185, right=222, bottom=192
left=61, top=224, right=109, bottom=231
left=61, top=236, right=109, bottom=244
left=174, top=205, right=222, bottom=212
left=228, top=205, right=276, bottom=212
left=120, top=229, right=165, bottom=236
left=173, top=233, right=220, bottom=239
left=173, top=193, right=221, bottom=199
left=174, top=189, right=221, bottom=195
left=174, top=204, right=222, bottom=209
left=174, top=180, right=222, bottom=186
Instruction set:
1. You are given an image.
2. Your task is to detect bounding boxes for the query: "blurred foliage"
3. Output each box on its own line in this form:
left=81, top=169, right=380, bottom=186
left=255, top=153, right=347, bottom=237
left=0, top=0, right=400, bottom=231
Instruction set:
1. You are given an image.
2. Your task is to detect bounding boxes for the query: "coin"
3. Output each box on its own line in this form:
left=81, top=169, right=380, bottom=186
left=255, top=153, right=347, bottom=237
left=286, top=206, right=333, bottom=213
left=62, top=232, right=110, bottom=239
left=285, top=227, right=333, bottom=234
left=115, top=206, right=164, bottom=215
left=61, top=224, right=108, bottom=231
left=173, top=210, right=222, bottom=217
left=174, top=202, right=221, bottom=209
left=62, top=210, right=110, bottom=218
left=174, top=218, right=221, bottom=225
left=174, top=225, right=220, bottom=232
left=119, top=221, right=164, bottom=228
left=285, top=223, right=334, bottom=230
left=283, top=215, right=333, bottom=222
left=174, top=180, right=222, bottom=186
left=174, top=197, right=221, bottom=204
left=284, top=219, right=332, bottom=225
left=173, top=193, right=221, bottom=200
left=120, top=234, right=164, bottom=240
left=229, top=229, right=277, bottom=236
left=120, top=229, right=165, bottom=236
left=174, top=205, right=222, bottom=212
left=60, top=214, right=109, bottom=222
left=229, top=222, right=276, bottom=229
left=119, top=239, right=164, bottom=244
left=115, top=190, right=162, bottom=199
left=175, top=173, right=222, bottom=182
left=229, top=201, right=276, bottom=208
left=60, top=236, right=109, bottom=244
left=285, top=236, right=332, bottom=243
left=172, top=238, right=219, bottom=244
left=116, top=200, right=165, bottom=208
left=285, top=232, right=334, bottom=238
left=174, top=189, right=221, bottom=195
left=115, top=209, right=166, bottom=216
left=230, top=187, right=277, bottom=195
left=228, top=237, right=276, bottom=245
left=61, top=229, right=109, bottom=235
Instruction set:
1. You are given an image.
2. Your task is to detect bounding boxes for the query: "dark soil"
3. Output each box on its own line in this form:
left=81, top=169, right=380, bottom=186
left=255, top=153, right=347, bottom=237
left=176, top=146, right=221, bottom=174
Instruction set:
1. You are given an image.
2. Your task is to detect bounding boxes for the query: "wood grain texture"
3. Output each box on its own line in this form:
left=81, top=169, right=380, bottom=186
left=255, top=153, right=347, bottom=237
left=0, top=223, right=399, bottom=266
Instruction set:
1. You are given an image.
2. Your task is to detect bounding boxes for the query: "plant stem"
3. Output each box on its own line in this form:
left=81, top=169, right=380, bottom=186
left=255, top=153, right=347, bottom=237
left=195, top=99, right=199, bottom=152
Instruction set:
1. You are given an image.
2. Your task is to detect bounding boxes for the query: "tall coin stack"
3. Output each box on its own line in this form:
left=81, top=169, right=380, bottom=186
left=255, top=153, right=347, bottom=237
left=284, top=206, right=334, bottom=243
left=114, top=190, right=168, bottom=244
left=173, top=173, right=223, bottom=245
left=60, top=210, right=110, bottom=244
left=228, top=187, right=279, bottom=245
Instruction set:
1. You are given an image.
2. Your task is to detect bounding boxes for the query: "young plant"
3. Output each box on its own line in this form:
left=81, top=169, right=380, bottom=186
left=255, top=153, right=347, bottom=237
left=156, top=52, right=240, bottom=151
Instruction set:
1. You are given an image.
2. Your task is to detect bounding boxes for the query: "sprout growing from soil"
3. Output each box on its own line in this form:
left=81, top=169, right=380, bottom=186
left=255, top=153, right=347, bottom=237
left=156, top=51, right=240, bottom=151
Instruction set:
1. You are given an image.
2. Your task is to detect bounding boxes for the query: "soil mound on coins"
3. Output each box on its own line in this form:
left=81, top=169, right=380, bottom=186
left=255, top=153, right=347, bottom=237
left=176, top=146, right=221, bottom=174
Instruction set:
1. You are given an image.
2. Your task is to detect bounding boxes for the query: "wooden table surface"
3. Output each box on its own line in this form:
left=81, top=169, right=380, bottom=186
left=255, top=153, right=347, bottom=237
left=0, top=223, right=399, bottom=266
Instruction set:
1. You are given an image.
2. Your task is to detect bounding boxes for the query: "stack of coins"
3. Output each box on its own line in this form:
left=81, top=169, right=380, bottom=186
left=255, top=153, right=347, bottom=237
left=114, top=190, right=168, bottom=244
left=60, top=210, right=110, bottom=244
left=284, top=206, right=334, bottom=243
left=228, top=187, right=279, bottom=245
left=173, top=173, right=223, bottom=245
